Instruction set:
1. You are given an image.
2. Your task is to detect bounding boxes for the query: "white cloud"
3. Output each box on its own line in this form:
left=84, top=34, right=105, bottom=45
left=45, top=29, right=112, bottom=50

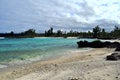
left=0, top=0, right=120, bottom=32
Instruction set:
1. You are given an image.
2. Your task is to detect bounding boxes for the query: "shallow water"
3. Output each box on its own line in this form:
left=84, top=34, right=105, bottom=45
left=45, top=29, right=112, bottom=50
left=0, top=37, right=96, bottom=63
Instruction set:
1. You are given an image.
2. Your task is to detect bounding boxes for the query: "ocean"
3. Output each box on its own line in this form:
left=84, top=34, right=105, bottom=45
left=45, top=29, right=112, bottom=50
left=0, top=37, right=96, bottom=63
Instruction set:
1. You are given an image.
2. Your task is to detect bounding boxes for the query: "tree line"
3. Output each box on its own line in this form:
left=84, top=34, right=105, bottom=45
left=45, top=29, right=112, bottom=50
left=0, top=25, right=120, bottom=39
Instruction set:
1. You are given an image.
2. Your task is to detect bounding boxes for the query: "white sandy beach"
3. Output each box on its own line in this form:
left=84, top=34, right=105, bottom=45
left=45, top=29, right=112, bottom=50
left=101, top=39, right=120, bottom=43
left=0, top=48, right=119, bottom=80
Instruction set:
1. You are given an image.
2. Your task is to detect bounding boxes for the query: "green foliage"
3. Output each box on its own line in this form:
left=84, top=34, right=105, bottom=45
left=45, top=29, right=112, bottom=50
left=1, top=25, right=120, bottom=39
left=111, top=26, right=120, bottom=38
left=3, top=29, right=36, bottom=38
left=45, top=27, right=54, bottom=36
left=24, top=29, right=36, bottom=36
left=93, top=25, right=101, bottom=38
left=56, top=30, right=63, bottom=37
left=67, top=30, right=79, bottom=37
left=10, top=31, right=14, bottom=36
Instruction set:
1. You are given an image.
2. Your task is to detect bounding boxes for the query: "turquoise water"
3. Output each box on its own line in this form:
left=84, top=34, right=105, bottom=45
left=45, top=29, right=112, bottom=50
left=0, top=38, right=96, bottom=62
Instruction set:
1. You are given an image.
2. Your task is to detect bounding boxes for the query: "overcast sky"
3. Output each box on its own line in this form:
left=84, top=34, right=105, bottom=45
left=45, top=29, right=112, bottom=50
left=0, top=0, right=120, bottom=33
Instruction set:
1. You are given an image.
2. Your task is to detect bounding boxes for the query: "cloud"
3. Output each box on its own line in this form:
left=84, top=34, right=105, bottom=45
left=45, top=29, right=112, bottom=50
left=0, top=0, right=120, bottom=33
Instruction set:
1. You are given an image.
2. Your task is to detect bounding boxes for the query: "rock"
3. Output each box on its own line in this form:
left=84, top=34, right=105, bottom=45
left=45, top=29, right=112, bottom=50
left=104, top=41, right=111, bottom=47
left=106, top=53, right=120, bottom=60
left=115, top=46, right=120, bottom=51
left=77, top=41, right=90, bottom=48
left=90, top=40, right=104, bottom=48
left=110, top=42, right=120, bottom=48
left=116, top=76, right=118, bottom=78
left=77, top=40, right=120, bottom=48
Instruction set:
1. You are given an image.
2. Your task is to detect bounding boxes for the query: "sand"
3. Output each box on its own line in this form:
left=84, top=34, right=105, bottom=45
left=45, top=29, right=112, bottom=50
left=0, top=48, right=120, bottom=80
left=101, top=39, right=120, bottom=43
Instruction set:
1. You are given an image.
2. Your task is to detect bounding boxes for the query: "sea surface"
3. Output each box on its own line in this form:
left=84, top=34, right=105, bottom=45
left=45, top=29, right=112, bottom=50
left=0, top=37, right=96, bottom=63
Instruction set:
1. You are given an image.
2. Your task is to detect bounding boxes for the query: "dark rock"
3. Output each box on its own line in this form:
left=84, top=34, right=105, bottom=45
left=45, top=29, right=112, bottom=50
left=104, top=41, right=111, bottom=47
left=69, top=78, right=78, bottom=80
left=90, top=40, right=104, bottom=48
left=115, top=46, right=120, bottom=51
left=116, top=77, right=118, bottom=79
left=106, top=53, right=120, bottom=60
left=77, top=40, right=90, bottom=47
left=77, top=40, right=120, bottom=48
left=110, top=42, right=120, bottom=48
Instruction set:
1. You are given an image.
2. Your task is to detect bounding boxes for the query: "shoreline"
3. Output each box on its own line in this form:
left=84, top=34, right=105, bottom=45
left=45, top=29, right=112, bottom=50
left=101, top=39, right=120, bottom=42
left=0, top=48, right=92, bottom=66
left=0, top=48, right=119, bottom=80
left=0, top=48, right=92, bottom=71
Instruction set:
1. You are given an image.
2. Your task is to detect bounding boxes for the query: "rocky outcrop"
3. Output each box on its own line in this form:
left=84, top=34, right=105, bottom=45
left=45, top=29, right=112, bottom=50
left=77, top=40, right=120, bottom=48
left=106, top=46, right=120, bottom=60
left=115, top=46, right=120, bottom=51
left=77, top=40, right=120, bottom=60
left=106, top=53, right=120, bottom=60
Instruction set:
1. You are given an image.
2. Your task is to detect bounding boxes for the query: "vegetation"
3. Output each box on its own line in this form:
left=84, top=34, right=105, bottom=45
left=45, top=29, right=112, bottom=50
left=0, top=29, right=37, bottom=38
left=93, top=25, right=101, bottom=38
left=0, top=25, right=120, bottom=39
left=45, top=27, right=54, bottom=36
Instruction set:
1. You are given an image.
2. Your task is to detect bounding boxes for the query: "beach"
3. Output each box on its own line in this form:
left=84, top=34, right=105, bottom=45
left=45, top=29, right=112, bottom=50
left=1, top=0, right=120, bottom=79
left=0, top=48, right=119, bottom=80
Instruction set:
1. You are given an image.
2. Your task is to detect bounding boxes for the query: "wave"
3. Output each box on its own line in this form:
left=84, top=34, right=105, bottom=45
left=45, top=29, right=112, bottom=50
left=0, top=37, right=4, bottom=39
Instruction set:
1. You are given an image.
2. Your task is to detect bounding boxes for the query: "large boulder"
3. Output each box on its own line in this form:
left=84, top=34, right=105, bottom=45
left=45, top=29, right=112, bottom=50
left=106, top=53, right=120, bottom=60
left=115, top=46, right=120, bottom=51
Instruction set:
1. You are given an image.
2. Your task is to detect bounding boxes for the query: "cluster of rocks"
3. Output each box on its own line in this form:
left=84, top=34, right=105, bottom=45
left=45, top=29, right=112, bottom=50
left=77, top=40, right=120, bottom=60
left=106, top=46, right=120, bottom=60
left=77, top=40, right=120, bottom=48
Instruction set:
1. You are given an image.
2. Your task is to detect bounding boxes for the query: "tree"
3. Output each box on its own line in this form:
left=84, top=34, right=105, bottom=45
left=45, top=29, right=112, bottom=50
left=102, top=29, right=105, bottom=33
left=93, top=25, right=101, bottom=38
left=56, top=30, right=62, bottom=37
left=50, top=27, right=53, bottom=35
left=100, top=28, right=107, bottom=38
left=87, top=31, right=93, bottom=38
left=45, top=27, right=54, bottom=36
left=23, top=29, right=36, bottom=37
left=45, top=30, right=47, bottom=36
left=111, top=26, right=120, bottom=38
left=10, top=31, right=14, bottom=36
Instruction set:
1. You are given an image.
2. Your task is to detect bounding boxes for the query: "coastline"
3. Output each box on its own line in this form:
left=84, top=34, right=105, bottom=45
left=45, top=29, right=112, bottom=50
left=0, top=48, right=119, bottom=80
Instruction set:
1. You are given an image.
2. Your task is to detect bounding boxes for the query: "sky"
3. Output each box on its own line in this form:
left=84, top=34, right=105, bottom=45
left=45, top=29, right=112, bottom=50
left=0, top=0, right=120, bottom=33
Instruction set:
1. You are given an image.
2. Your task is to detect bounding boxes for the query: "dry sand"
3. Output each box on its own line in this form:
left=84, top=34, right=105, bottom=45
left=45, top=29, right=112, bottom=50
left=101, top=39, right=120, bottom=43
left=0, top=48, right=120, bottom=80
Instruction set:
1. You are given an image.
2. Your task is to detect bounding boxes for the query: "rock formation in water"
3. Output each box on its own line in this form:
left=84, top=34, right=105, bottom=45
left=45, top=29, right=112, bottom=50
left=77, top=40, right=120, bottom=48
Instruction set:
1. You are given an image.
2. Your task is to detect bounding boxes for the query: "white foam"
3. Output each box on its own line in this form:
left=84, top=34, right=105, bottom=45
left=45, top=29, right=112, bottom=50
left=0, top=37, right=4, bottom=39
left=8, top=56, right=43, bottom=66
left=0, top=64, right=7, bottom=68
left=66, top=48, right=93, bottom=54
